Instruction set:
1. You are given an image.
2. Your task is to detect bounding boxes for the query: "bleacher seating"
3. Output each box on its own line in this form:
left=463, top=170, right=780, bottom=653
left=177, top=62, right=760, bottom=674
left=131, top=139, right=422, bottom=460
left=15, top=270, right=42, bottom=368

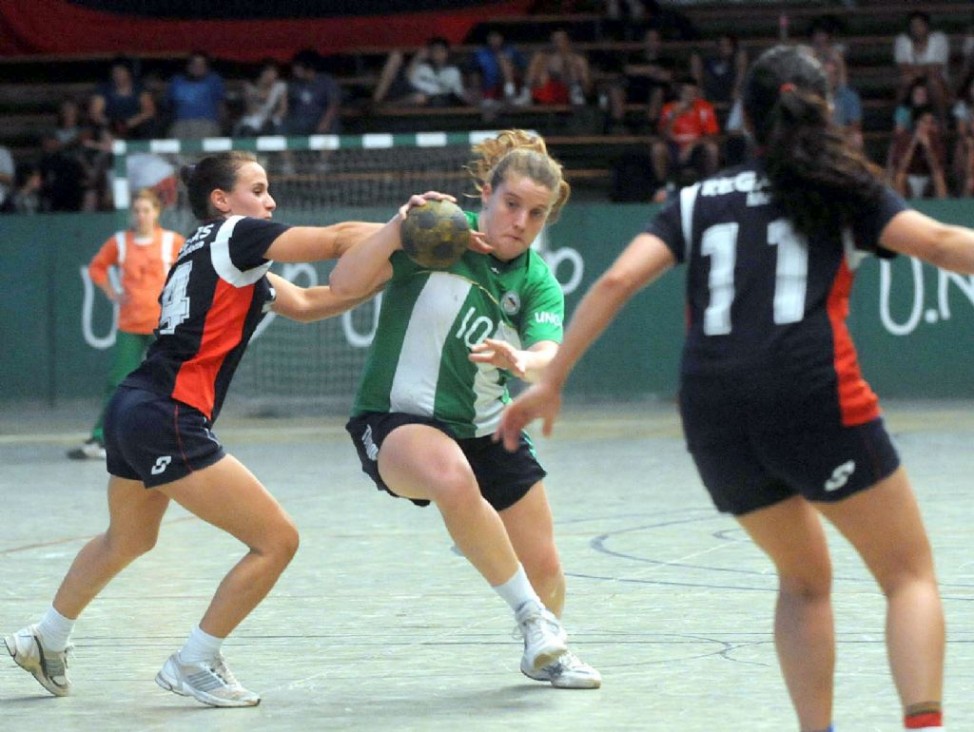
left=1, top=1, right=971, bottom=201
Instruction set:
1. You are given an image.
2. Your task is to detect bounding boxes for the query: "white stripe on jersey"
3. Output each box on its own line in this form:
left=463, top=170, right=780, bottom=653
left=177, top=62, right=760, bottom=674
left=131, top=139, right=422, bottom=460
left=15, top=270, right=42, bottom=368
left=680, top=182, right=701, bottom=263
left=212, top=216, right=272, bottom=286
left=389, top=273, right=472, bottom=416
left=841, top=226, right=867, bottom=271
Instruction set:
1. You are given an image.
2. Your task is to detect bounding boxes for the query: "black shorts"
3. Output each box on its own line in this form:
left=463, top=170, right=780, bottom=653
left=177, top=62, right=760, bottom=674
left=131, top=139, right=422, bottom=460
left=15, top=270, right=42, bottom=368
left=346, top=412, right=546, bottom=511
left=104, top=386, right=226, bottom=488
left=680, top=375, right=900, bottom=515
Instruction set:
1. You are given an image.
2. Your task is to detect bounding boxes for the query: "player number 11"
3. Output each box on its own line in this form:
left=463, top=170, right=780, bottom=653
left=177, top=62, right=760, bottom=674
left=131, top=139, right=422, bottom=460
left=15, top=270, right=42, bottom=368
left=700, top=218, right=809, bottom=336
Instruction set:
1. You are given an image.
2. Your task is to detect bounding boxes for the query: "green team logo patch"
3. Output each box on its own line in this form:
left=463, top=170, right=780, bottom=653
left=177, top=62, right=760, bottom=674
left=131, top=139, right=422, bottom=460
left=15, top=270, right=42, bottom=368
left=501, top=291, right=521, bottom=316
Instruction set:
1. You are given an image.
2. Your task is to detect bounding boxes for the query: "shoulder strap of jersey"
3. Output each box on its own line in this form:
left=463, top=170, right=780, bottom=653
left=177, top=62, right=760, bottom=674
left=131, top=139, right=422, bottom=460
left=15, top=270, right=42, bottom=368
left=115, top=231, right=127, bottom=264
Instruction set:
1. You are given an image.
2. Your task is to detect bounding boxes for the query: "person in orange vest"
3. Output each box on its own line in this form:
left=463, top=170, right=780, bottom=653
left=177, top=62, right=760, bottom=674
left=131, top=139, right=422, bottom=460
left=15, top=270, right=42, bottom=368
left=68, top=188, right=184, bottom=459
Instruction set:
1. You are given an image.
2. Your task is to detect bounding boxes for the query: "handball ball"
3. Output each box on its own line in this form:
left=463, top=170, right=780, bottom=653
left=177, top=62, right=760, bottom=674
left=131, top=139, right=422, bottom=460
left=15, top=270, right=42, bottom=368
left=400, top=199, right=471, bottom=270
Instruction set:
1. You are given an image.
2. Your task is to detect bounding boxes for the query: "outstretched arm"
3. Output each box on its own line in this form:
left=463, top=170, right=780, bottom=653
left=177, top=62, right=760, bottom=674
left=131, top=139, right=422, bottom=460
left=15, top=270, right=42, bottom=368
left=267, top=272, right=380, bottom=323
left=880, top=209, right=974, bottom=273
left=469, top=339, right=558, bottom=382
left=264, top=221, right=384, bottom=263
left=496, top=233, right=676, bottom=450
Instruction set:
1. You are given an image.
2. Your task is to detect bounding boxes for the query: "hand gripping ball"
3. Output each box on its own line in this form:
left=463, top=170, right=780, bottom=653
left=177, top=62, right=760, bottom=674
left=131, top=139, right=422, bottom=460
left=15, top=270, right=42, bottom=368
left=400, top=199, right=471, bottom=270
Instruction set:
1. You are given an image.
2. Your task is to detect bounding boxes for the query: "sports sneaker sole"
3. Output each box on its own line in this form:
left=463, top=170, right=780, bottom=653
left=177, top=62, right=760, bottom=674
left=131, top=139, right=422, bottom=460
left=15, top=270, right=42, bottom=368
left=155, top=669, right=261, bottom=708
left=4, top=634, right=70, bottom=697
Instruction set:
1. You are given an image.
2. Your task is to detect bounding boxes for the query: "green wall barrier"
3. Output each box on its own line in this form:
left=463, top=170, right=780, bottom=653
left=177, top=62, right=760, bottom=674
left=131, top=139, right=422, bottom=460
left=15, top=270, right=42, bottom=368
left=1, top=200, right=973, bottom=407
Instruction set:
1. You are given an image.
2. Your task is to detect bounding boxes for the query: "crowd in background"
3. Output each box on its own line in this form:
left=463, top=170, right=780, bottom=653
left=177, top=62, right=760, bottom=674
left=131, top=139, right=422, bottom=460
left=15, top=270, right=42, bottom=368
left=1, top=5, right=973, bottom=213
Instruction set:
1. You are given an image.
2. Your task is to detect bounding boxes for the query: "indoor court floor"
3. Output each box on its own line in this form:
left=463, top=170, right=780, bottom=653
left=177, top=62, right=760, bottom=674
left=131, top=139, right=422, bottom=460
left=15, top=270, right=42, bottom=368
left=1, top=398, right=972, bottom=731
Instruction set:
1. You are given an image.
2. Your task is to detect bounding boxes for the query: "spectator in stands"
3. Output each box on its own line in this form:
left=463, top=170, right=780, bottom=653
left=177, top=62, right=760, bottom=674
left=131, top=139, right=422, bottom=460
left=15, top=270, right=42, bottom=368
left=807, top=14, right=848, bottom=87
left=958, top=22, right=974, bottom=90
left=651, top=75, right=720, bottom=190
left=524, top=28, right=592, bottom=107
left=605, top=26, right=677, bottom=133
left=283, top=50, right=342, bottom=135
left=0, top=163, right=42, bottom=214
left=825, top=57, right=863, bottom=151
left=888, top=105, right=948, bottom=200
left=951, top=72, right=974, bottom=196
left=88, top=56, right=157, bottom=140
left=893, top=11, right=950, bottom=122
left=372, top=38, right=470, bottom=108
left=469, top=28, right=529, bottom=106
left=690, top=33, right=747, bottom=118
left=167, top=51, right=226, bottom=139
left=234, top=59, right=288, bottom=137
left=0, top=142, right=14, bottom=210
left=37, top=130, right=86, bottom=212
left=893, top=79, right=939, bottom=135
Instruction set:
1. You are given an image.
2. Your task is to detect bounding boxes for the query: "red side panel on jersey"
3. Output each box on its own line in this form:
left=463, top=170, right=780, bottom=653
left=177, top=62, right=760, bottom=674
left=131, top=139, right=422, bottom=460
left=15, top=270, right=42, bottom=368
left=172, top=279, right=250, bottom=419
left=826, top=259, right=880, bottom=426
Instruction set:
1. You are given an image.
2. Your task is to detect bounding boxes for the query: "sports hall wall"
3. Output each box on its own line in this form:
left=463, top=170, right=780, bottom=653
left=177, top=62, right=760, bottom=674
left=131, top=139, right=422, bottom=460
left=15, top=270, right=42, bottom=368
left=2, top=200, right=974, bottom=408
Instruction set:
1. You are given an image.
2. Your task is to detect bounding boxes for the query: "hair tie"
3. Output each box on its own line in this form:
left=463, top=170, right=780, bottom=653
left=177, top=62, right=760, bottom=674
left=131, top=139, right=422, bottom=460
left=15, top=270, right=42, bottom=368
left=779, top=82, right=797, bottom=94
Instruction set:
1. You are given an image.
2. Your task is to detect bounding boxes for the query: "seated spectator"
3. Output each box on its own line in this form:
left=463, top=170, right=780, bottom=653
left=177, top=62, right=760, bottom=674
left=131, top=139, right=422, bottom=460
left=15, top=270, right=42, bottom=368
left=651, top=76, right=720, bottom=189
left=605, top=26, right=677, bottom=133
left=0, top=142, right=14, bottom=210
left=88, top=56, right=157, bottom=140
left=807, top=14, right=848, bottom=87
left=469, top=28, right=528, bottom=105
left=825, top=58, right=863, bottom=151
left=690, top=33, right=747, bottom=119
left=888, top=105, right=948, bottom=199
left=894, top=10, right=950, bottom=122
left=893, top=79, right=940, bottom=134
left=373, top=38, right=470, bottom=108
left=234, top=58, right=288, bottom=137
left=167, top=51, right=226, bottom=139
left=0, top=163, right=43, bottom=214
left=951, top=72, right=974, bottom=196
left=37, top=130, right=87, bottom=212
left=283, top=50, right=342, bottom=134
left=524, top=28, right=592, bottom=106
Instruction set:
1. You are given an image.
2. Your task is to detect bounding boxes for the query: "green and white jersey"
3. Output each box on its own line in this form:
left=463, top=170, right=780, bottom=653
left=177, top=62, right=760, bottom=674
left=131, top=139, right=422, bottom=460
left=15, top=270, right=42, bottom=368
left=352, top=211, right=564, bottom=439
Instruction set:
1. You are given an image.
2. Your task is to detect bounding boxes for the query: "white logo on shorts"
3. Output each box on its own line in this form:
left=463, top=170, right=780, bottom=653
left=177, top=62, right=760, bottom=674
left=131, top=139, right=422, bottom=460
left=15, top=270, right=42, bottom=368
left=151, top=455, right=173, bottom=475
left=362, top=426, right=378, bottom=461
left=824, top=460, right=855, bottom=492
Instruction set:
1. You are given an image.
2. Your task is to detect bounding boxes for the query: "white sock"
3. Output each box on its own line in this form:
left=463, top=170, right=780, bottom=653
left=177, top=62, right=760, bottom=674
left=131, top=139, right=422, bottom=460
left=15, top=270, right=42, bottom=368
left=35, top=605, right=75, bottom=652
left=178, top=625, right=223, bottom=664
left=492, top=564, right=540, bottom=613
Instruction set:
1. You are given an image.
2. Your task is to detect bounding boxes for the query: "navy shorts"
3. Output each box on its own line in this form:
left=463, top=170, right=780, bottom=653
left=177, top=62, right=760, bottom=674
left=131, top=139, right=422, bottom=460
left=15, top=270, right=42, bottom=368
left=345, top=412, right=546, bottom=511
left=679, top=374, right=901, bottom=515
left=104, top=386, right=226, bottom=488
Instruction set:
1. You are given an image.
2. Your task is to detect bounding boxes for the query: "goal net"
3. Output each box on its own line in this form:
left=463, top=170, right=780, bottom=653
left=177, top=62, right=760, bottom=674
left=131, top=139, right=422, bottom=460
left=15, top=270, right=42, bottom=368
left=112, top=131, right=501, bottom=416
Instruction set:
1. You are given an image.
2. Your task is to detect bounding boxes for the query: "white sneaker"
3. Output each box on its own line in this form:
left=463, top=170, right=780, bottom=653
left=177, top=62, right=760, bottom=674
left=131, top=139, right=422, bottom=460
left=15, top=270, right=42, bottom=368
left=515, top=600, right=568, bottom=672
left=521, top=649, right=602, bottom=689
left=66, top=439, right=105, bottom=460
left=4, top=625, right=72, bottom=696
left=155, top=652, right=260, bottom=707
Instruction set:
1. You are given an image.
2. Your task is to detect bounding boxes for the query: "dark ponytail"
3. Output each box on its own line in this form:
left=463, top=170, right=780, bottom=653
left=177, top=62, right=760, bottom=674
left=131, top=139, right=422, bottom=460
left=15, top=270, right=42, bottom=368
left=742, top=45, right=883, bottom=239
left=181, top=151, right=257, bottom=221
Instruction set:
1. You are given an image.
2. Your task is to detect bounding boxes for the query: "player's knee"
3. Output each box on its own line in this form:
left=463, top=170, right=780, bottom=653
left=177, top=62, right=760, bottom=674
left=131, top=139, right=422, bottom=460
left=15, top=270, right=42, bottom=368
left=429, top=468, right=481, bottom=513
left=778, top=569, right=831, bottom=602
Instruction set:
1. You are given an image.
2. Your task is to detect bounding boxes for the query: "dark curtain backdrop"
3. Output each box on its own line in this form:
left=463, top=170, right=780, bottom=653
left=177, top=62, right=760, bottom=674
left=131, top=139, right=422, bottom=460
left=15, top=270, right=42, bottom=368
left=0, top=0, right=534, bottom=59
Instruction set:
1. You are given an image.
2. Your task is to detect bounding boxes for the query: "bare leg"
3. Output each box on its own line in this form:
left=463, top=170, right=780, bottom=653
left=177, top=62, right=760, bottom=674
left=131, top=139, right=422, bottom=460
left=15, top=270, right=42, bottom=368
left=158, top=455, right=299, bottom=638
left=52, top=476, right=170, bottom=619
left=816, top=466, right=944, bottom=713
left=500, top=481, right=565, bottom=616
left=377, top=424, right=519, bottom=586
left=737, top=496, right=834, bottom=731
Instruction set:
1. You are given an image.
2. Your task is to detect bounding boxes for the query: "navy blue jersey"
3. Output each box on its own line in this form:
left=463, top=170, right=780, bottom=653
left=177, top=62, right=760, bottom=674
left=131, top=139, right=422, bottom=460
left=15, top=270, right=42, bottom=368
left=647, top=161, right=907, bottom=425
left=123, top=215, right=289, bottom=421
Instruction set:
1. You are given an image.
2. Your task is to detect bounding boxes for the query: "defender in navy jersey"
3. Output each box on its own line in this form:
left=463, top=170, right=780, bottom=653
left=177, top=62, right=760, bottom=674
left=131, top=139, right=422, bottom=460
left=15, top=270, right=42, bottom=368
left=331, top=130, right=600, bottom=689
left=5, top=151, right=384, bottom=708
left=501, top=46, right=974, bottom=731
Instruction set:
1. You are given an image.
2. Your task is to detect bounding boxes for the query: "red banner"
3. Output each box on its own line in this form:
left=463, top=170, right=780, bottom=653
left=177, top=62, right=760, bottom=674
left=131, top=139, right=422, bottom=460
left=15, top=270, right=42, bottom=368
left=0, top=0, right=533, bottom=60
